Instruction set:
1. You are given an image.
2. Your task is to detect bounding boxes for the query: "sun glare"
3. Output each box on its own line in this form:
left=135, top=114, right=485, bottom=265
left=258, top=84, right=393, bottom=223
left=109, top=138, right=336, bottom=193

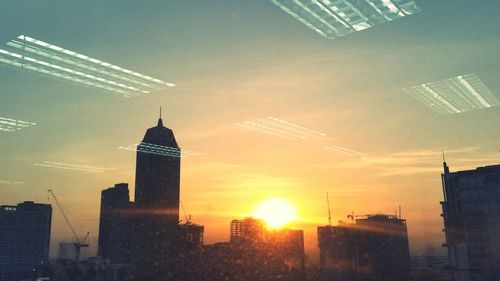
left=254, top=198, right=297, bottom=229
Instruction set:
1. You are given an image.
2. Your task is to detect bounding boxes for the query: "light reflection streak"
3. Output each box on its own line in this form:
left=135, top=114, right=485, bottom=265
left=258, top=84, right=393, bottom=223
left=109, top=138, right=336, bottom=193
left=0, top=35, right=175, bottom=97
left=0, top=116, right=36, bottom=132
left=0, top=180, right=25, bottom=185
left=33, top=161, right=114, bottom=173
left=270, top=0, right=420, bottom=39
left=237, top=117, right=326, bottom=140
left=118, top=142, right=206, bottom=158
left=324, top=145, right=366, bottom=156
left=405, top=74, right=499, bottom=115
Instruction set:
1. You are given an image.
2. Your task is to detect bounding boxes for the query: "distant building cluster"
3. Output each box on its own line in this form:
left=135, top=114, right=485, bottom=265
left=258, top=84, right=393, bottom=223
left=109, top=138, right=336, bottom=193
left=4, top=116, right=500, bottom=281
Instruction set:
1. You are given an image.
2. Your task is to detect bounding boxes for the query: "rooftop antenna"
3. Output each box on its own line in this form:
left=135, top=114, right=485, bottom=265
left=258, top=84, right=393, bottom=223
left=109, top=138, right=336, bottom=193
left=160, top=106, right=162, bottom=119
left=326, top=192, right=332, bottom=226
left=399, top=205, right=402, bottom=219
left=442, top=150, right=450, bottom=174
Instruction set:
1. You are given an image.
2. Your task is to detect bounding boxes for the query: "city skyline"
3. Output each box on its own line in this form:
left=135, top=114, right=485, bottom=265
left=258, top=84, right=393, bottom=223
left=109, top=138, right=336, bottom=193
left=2, top=0, right=500, bottom=261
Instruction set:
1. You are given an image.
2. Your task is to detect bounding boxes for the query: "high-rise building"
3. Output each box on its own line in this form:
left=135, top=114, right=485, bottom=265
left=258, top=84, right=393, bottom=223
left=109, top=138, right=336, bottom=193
left=98, top=183, right=132, bottom=263
left=129, top=115, right=183, bottom=279
left=134, top=116, right=180, bottom=222
left=230, top=217, right=265, bottom=244
left=179, top=223, right=204, bottom=253
left=441, top=163, right=500, bottom=281
left=0, top=201, right=52, bottom=281
left=318, top=214, right=410, bottom=281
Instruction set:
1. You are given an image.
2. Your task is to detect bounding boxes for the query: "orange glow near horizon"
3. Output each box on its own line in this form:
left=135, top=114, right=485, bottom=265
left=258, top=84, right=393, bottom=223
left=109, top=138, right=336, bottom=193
left=253, top=198, right=297, bottom=229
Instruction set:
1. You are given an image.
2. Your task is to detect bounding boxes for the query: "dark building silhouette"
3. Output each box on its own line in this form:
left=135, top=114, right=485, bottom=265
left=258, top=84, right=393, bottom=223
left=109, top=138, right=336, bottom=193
left=179, top=223, right=204, bottom=253
left=441, top=163, right=500, bottom=281
left=411, top=255, right=452, bottom=281
left=94, top=114, right=207, bottom=280
left=318, top=214, right=410, bottom=281
left=98, top=183, right=132, bottom=263
left=265, top=229, right=306, bottom=271
left=134, top=116, right=180, bottom=223
left=0, top=201, right=52, bottom=281
left=199, top=217, right=305, bottom=281
left=129, top=115, right=184, bottom=280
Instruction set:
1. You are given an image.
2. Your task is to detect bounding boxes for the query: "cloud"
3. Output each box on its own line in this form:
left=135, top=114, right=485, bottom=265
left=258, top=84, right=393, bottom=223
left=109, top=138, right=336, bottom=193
left=315, top=146, right=497, bottom=177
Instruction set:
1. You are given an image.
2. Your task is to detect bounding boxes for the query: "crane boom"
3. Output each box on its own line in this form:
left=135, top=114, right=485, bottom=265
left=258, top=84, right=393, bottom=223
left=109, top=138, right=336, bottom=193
left=48, top=189, right=81, bottom=243
left=47, top=189, right=88, bottom=262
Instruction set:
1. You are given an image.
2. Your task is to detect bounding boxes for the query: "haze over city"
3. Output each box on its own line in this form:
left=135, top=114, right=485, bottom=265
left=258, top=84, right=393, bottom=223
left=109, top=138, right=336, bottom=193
left=2, top=0, right=500, bottom=263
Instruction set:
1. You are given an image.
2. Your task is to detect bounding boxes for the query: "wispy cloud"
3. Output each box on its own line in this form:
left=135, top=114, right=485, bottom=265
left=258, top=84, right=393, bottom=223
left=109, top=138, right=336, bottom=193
left=316, top=146, right=497, bottom=177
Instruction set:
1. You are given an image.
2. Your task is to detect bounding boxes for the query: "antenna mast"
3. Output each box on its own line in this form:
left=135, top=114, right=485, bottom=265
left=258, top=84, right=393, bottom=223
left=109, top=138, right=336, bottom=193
left=326, top=192, right=332, bottom=226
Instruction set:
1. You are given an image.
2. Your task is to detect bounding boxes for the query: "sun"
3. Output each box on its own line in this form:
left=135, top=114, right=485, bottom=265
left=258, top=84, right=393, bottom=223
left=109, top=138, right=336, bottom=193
left=253, top=198, right=297, bottom=229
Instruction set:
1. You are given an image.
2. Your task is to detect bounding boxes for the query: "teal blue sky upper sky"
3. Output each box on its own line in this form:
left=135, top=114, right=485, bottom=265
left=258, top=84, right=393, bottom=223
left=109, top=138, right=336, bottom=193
left=2, top=0, right=500, bottom=256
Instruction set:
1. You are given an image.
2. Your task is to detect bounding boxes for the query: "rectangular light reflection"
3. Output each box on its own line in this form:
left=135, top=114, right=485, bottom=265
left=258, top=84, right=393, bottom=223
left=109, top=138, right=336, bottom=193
left=33, top=161, right=114, bottom=173
left=404, top=74, right=499, bottom=115
left=325, top=145, right=366, bottom=156
left=0, top=180, right=25, bottom=185
left=0, top=116, right=36, bottom=132
left=237, top=116, right=326, bottom=140
left=118, top=143, right=206, bottom=158
left=0, top=35, right=175, bottom=97
left=270, top=0, right=420, bottom=39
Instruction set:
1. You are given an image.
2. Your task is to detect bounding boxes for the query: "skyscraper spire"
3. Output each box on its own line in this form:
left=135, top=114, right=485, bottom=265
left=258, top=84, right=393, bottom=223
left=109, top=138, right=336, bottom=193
left=157, top=106, right=163, bottom=127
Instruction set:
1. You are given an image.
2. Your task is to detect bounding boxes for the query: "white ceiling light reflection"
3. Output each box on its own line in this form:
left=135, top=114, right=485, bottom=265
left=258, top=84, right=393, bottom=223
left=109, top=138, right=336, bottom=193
left=118, top=142, right=206, bottom=158
left=404, top=74, right=499, bottom=115
left=0, top=180, right=25, bottom=185
left=324, top=145, right=366, bottom=156
left=0, top=35, right=175, bottom=97
left=33, top=161, right=114, bottom=173
left=270, top=0, right=420, bottom=39
left=0, top=116, right=36, bottom=132
left=237, top=116, right=326, bottom=140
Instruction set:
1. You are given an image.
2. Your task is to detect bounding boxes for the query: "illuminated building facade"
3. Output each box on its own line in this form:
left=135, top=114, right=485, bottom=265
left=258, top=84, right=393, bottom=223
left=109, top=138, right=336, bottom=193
left=318, top=214, right=410, bottom=281
left=441, top=163, right=500, bottom=281
left=270, top=0, right=421, bottom=39
left=230, top=217, right=265, bottom=243
left=0, top=201, right=52, bottom=281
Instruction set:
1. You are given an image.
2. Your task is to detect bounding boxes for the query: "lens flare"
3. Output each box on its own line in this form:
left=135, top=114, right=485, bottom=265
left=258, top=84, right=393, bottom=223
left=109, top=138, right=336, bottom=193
left=254, top=198, right=297, bottom=229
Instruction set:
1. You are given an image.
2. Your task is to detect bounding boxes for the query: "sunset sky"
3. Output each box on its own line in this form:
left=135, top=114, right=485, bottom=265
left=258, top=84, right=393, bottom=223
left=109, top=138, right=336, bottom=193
left=2, top=0, right=500, bottom=260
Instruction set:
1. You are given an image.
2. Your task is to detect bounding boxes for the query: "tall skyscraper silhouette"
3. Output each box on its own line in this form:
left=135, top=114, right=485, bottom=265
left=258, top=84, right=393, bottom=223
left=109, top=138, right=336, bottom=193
left=134, top=114, right=180, bottom=224
left=130, top=113, right=182, bottom=280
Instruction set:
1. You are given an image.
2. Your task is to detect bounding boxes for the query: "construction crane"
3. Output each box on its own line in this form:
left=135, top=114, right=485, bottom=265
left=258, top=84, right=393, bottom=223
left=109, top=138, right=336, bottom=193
left=47, top=189, right=89, bottom=262
left=180, top=200, right=192, bottom=225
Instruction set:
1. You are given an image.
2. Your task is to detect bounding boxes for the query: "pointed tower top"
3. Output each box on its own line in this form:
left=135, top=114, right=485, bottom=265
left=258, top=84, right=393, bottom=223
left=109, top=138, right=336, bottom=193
left=157, top=106, right=163, bottom=127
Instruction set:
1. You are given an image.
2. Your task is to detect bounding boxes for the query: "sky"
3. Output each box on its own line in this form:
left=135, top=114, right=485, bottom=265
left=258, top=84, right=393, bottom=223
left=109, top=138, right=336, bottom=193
left=2, top=0, right=500, bottom=260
